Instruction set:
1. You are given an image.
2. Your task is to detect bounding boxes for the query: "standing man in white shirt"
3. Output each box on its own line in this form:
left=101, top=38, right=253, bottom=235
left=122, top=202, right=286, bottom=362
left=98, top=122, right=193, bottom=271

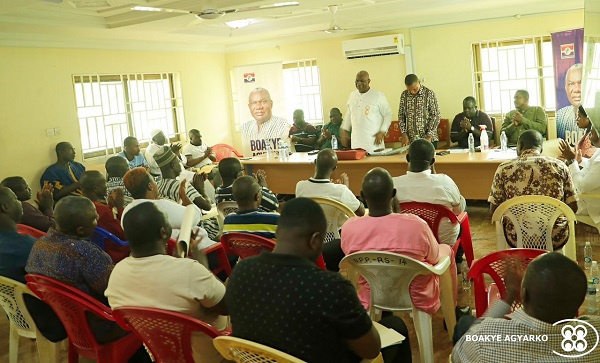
left=182, top=129, right=216, bottom=169
left=241, top=88, right=291, bottom=157
left=340, top=71, right=393, bottom=153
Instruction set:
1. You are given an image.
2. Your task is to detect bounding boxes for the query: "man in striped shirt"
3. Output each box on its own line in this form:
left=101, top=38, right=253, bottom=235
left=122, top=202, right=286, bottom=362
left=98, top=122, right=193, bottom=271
left=223, top=176, right=279, bottom=239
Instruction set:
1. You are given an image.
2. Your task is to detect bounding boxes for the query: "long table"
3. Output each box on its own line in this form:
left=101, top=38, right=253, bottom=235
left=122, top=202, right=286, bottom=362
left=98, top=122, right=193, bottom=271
left=242, top=150, right=516, bottom=200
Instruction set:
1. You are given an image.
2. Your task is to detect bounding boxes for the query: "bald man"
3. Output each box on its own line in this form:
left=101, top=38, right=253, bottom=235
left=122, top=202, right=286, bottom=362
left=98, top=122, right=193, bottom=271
left=398, top=74, right=441, bottom=146
left=453, top=253, right=600, bottom=362
left=341, top=71, right=393, bottom=152
left=341, top=167, right=457, bottom=315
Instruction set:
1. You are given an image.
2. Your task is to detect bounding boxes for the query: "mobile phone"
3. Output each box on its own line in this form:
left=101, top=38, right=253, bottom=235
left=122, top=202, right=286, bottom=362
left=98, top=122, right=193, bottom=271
left=436, top=151, right=450, bottom=156
left=308, top=150, right=319, bottom=155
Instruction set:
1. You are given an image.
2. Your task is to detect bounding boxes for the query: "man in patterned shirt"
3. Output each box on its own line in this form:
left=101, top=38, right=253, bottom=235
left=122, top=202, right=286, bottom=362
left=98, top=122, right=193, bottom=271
left=398, top=74, right=441, bottom=147
left=488, top=130, right=578, bottom=250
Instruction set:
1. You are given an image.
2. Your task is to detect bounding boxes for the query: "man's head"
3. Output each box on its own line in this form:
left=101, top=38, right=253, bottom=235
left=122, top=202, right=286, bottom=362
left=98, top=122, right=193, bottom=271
left=516, top=130, right=544, bottom=156
left=123, top=202, right=171, bottom=257
left=463, top=96, right=478, bottom=119
left=123, top=167, right=158, bottom=199
left=565, top=63, right=583, bottom=107
left=150, top=129, right=167, bottom=146
left=80, top=171, right=107, bottom=200
left=405, top=74, right=420, bottom=95
left=154, top=146, right=181, bottom=177
left=1, top=176, right=32, bottom=201
left=275, top=198, right=326, bottom=262
left=248, top=88, right=273, bottom=124
left=406, top=139, right=435, bottom=172
left=123, top=136, right=141, bottom=156
left=329, top=108, right=343, bottom=125
left=56, top=142, right=76, bottom=162
left=355, top=71, right=370, bottom=94
left=513, top=90, right=530, bottom=110
left=232, top=176, right=262, bottom=211
left=105, top=156, right=130, bottom=178
left=315, top=149, right=337, bottom=177
left=522, top=253, right=586, bottom=323
left=218, top=157, right=244, bottom=184
left=0, top=186, right=23, bottom=226
left=293, top=109, right=305, bottom=128
left=188, top=129, right=203, bottom=146
left=576, top=105, right=591, bottom=130
left=360, top=167, right=396, bottom=211
left=54, top=196, right=98, bottom=238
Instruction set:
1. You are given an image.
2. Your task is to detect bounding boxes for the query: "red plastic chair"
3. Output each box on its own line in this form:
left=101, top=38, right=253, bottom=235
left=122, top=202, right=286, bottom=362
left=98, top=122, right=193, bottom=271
left=113, top=307, right=229, bottom=363
left=26, top=277, right=142, bottom=363
left=17, top=224, right=46, bottom=238
left=165, top=238, right=232, bottom=277
left=467, top=248, right=547, bottom=317
left=399, top=202, right=475, bottom=267
left=212, top=144, right=243, bottom=162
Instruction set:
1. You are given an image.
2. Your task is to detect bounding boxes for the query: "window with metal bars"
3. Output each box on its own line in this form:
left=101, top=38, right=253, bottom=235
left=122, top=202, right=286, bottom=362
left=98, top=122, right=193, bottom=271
left=72, top=73, right=185, bottom=159
left=283, top=59, right=324, bottom=124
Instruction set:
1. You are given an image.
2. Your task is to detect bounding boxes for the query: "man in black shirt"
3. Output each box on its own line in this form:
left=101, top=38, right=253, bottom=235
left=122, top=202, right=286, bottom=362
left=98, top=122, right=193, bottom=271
left=450, top=96, right=494, bottom=148
left=225, top=197, right=411, bottom=363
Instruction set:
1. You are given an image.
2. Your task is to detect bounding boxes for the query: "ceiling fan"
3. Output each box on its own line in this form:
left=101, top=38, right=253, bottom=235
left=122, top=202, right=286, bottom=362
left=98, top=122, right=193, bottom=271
left=132, top=1, right=300, bottom=21
left=323, top=5, right=345, bottom=34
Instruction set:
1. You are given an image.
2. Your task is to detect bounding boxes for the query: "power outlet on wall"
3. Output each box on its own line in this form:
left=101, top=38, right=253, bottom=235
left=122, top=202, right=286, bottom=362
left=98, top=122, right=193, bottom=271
left=46, top=128, right=55, bottom=137
left=54, top=127, right=61, bottom=135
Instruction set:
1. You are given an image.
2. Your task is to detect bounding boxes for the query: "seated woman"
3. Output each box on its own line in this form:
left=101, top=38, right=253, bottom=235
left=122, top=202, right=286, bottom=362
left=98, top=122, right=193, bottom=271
left=576, top=105, right=597, bottom=159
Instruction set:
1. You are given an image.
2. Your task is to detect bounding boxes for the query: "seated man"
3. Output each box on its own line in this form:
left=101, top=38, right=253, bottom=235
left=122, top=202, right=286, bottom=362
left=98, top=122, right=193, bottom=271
left=144, top=129, right=182, bottom=177
left=450, top=96, right=493, bottom=148
left=105, top=155, right=132, bottom=207
left=40, top=142, right=86, bottom=200
left=296, top=149, right=365, bottom=216
left=106, top=202, right=228, bottom=363
left=226, top=198, right=411, bottom=363
left=489, top=130, right=578, bottom=250
left=289, top=109, right=318, bottom=150
left=341, top=168, right=457, bottom=315
left=501, top=90, right=548, bottom=146
left=182, top=129, right=216, bottom=168
left=393, top=139, right=465, bottom=246
left=1, top=176, right=55, bottom=232
left=223, top=176, right=279, bottom=239
left=215, top=157, right=278, bottom=212
left=316, top=108, right=345, bottom=150
left=118, top=136, right=148, bottom=169
left=453, top=253, right=600, bottom=362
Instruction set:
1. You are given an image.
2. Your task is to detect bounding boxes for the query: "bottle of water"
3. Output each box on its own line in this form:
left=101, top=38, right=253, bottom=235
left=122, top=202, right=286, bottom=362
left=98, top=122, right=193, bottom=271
left=500, top=131, right=508, bottom=153
left=461, top=262, right=470, bottom=291
left=265, top=142, right=272, bottom=160
left=585, top=242, right=593, bottom=270
left=331, top=135, right=338, bottom=150
left=468, top=133, right=475, bottom=154
left=479, top=125, right=489, bottom=151
left=586, top=279, right=598, bottom=314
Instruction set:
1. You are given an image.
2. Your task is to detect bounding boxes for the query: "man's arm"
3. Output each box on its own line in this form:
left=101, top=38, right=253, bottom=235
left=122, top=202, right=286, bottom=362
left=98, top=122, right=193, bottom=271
left=347, top=326, right=381, bottom=360
left=501, top=112, right=517, bottom=136
left=397, top=91, right=406, bottom=133
left=378, top=93, right=393, bottom=135
left=341, top=104, right=352, bottom=148
left=450, top=115, right=466, bottom=143
left=425, top=90, right=442, bottom=140
left=185, top=148, right=214, bottom=167
left=52, top=182, right=80, bottom=200
left=521, top=107, right=548, bottom=135
left=190, top=263, right=229, bottom=316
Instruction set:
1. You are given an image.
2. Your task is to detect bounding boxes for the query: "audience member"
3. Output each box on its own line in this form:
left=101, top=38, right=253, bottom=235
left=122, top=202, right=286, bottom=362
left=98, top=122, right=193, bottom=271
left=342, top=168, right=457, bottom=315
left=489, top=130, right=577, bottom=250
left=215, top=157, right=278, bottom=212
left=574, top=105, right=597, bottom=159
left=40, top=142, right=85, bottom=200
left=182, top=129, right=216, bottom=168
left=106, top=202, right=228, bottom=363
left=1, top=176, right=55, bottom=232
left=118, top=136, right=148, bottom=169
left=393, top=139, right=465, bottom=247
left=452, top=253, right=600, bottom=362
left=398, top=74, right=441, bottom=147
left=289, top=109, right=318, bottom=150
left=450, top=96, right=493, bottom=148
left=316, top=107, right=346, bottom=150
left=105, top=155, right=133, bottom=207
left=501, top=90, right=548, bottom=145
left=145, top=129, right=182, bottom=177
left=226, top=197, right=411, bottom=363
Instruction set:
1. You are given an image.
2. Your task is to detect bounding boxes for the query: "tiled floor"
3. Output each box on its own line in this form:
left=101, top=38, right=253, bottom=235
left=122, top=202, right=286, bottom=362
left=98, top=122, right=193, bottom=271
left=1, top=200, right=599, bottom=362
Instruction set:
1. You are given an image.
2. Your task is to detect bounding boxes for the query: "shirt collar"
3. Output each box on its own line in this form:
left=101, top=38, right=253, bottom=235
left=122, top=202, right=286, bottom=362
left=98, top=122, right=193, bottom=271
left=519, top=149, right=541, bottom=158
left=258, top=252, right=320, bottom=268
left=507, top=309, right=564, bottom=333
left=406, top=170, right=432, bottom=176
left=236, top=209, right=261, bottom=215
left=308, top=178, right=332, bottom=184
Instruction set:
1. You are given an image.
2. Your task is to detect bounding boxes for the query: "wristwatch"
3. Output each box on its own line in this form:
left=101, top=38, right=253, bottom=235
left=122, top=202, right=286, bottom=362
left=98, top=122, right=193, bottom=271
left=470, top=126, right=475, bottom=132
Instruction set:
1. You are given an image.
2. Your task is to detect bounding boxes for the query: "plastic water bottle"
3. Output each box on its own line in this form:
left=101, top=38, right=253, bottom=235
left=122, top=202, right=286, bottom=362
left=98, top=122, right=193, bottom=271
left=331, top=134, right=338, bottom=150
left=585, top=242, right=593, bottom=270
left=500, top=131, right=508, bottom=153
left=468, top=133, right=475, bottom=154
left=479, top=125, right=489, bottom=151
left=265, top=142, right=272, bottom=160
left=587, top=279, right=598, bottom=314
left=461, top=262, right=470, bottom=291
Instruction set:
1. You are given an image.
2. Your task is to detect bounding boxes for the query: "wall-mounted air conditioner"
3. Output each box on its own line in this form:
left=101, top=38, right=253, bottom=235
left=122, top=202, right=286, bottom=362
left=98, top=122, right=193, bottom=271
left=342, top=34, right=405, bottom=59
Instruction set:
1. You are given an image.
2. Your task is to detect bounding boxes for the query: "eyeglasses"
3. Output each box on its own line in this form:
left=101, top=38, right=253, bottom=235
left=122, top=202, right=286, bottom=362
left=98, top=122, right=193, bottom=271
left=250, top=99, right=271, bottom=107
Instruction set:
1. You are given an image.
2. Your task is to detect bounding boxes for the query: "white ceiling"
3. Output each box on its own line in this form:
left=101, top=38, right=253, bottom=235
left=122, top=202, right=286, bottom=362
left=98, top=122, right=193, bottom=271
left=0, top=0, right=584, bottom=53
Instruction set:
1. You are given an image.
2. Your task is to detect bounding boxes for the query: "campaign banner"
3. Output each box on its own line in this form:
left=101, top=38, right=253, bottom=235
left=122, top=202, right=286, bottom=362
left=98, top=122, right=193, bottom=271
left=552, top=29, right=584, bottom=143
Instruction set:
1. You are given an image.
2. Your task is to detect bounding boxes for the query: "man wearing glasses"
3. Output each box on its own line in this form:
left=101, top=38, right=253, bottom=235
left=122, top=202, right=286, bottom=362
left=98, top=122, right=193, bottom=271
left=241, top=88, right=291, bottom=157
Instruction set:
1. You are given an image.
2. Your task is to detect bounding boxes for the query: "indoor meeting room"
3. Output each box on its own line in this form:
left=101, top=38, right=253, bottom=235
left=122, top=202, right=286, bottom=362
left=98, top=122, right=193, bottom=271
left=2, top=0, right=600, bottom=362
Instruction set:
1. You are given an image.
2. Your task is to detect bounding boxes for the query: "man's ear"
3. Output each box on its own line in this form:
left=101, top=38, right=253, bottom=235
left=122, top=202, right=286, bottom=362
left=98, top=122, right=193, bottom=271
left=406, top=154, right=410, bottom=163
left=159, top=226, right=168, bottom=240
left=431, top=157, right=436, bottom=166
left=0, top=202, right=8, bottom=213
left=391, top=188, right=397, bottom=199
left=308, top=231, right=323, bottom=253
left=360, top=190, right=365, bottom=200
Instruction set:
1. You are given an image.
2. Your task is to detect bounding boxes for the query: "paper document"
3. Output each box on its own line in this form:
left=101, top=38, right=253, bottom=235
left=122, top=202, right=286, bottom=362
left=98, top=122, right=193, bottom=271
left=373, top=321, right=405, bottom=348
left=368, top=146, right=409, bottom=156
left=486, top=149, right=517, bottom=160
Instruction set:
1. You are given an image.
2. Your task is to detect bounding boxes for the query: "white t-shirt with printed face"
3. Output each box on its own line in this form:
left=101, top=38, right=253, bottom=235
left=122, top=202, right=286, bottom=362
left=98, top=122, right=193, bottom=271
left=182, top=143, right=213, bottom=168
left=241, top=116, right=290, bottom=157
left=295, top=178, right=361, bottom=212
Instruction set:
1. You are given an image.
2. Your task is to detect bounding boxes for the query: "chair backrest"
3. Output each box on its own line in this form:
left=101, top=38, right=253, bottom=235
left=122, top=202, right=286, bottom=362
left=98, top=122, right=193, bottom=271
left=491, top=195, right=576, bottom=257
left=216, top=201, right=239, bottom=230
left=17, top=224, right=46, bottom=238
left=467, top=248, right=547, bottom=316
left=113, top=307, right=223, bottom=363
left=399, top=202, right=458, bottom=243
left=220, top=232, right=275, bottom=259
left=90, top=226, right=129, bottom=251
left=309, top=197, right=356, bottom=243
left=212, top=144, right=243, bottom=161
left=339, top=251, right=450, bottom=316
left=213, top=336, right=305, bottom=363
left=0, top=276, right=39, bottom=338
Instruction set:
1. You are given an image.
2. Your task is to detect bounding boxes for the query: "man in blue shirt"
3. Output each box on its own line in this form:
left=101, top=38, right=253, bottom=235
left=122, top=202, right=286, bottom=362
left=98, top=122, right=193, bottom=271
left=40, top=142, right=85, bottom=200
left=118, top=136, right=148, bottom=169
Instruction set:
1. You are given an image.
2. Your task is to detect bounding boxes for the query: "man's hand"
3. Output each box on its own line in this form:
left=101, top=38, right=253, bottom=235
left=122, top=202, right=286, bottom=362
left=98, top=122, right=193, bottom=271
left=178, top=179, right=188, bottom=202
left=340, top=173, right=350, bottom=188
left=512, top=111, right=523, bottom=126
left=192, top=172, right=207, bottom=192
left=460, top=117, right=471, bottom=131
left=374, top=131, right=386, bottom=145
left=170, top=143, right=182, bottom=154
left=291, top=136, right=300, bottom=143
left=559, top=139, right=576, bottom=161
left=504, top=258, right=524, bottom=304
left=322, top=129, right=331, bottom=139
left=204, top=146, right=213, bottom=158
left=36, top=188, right=54, bottom=213
left=576, top=148, right=583, bottom=164
left=401, top=134, right=409, bottom=146
left=253, top=169, right=268, bottom=187
left=107, top=189, right=125, bottom=211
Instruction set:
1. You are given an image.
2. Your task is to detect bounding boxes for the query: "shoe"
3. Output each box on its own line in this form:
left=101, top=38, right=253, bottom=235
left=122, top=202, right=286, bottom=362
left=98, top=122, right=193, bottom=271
left=444, top=306, right=472, bottom=331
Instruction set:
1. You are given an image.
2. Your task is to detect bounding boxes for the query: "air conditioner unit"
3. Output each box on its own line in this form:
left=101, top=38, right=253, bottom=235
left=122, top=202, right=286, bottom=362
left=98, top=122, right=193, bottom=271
left=342, top=34, right=405, bottom=59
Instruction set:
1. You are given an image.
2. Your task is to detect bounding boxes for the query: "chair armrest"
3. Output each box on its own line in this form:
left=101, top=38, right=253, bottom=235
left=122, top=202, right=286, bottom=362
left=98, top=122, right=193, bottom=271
left=430, top=256, right=451, bottom=275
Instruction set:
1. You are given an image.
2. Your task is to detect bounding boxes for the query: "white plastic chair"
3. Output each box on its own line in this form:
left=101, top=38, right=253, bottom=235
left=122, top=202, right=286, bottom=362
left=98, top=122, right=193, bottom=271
left=216, top=201, right=239, bottom=232
left=339, top=251, right=455, bottom=363
left=213, top=336, right=306, bottom=363
left=0, top=275, right=62, bottom=363
left=491, top=195, right=576, bottom=260
left=577, top=193, right=600, bottom=233
left=310, top=197, right=356, bottom=243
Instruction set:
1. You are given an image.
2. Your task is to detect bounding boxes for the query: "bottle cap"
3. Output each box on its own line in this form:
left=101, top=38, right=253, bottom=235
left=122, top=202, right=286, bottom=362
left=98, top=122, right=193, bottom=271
left=587, top=242, right=592, bottom=246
